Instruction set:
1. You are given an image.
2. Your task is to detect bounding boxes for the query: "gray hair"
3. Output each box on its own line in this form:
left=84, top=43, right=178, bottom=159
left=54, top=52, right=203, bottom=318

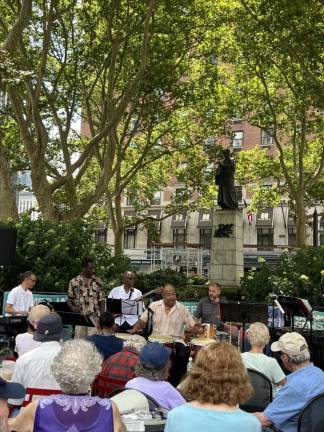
left=51, top=339, right=103, bottom=394
left=247, top=322, right=270, bottom=347
left=135, top=362, right=169, bottom=381
left=288, top=350, right=310, bottom=364
left=124, top=335, right=147, bottom=353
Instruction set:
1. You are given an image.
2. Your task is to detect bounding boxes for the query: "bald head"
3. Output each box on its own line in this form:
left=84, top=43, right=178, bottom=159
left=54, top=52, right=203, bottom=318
left=123, top=271, right=135, bottom=289
left=162, top=284, right=176, bottom=308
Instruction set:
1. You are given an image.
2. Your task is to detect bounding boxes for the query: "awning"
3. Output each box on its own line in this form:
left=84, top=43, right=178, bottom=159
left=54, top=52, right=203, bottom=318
left=197, top=210, right=213, bottom=228
left=170, top=212, right=187, bottom=228
left=148, top=209, right=162, bottom=231
left=255, top=208, right=273, bottom=227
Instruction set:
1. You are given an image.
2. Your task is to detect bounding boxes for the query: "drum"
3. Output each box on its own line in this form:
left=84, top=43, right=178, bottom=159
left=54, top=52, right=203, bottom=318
left=148, top=334, right=175, bottom=350
left=190, top=338, right=215, bottom=360
left=115, top=333, right=135, bottom=341
left=216, top=331, right=231, bottom=343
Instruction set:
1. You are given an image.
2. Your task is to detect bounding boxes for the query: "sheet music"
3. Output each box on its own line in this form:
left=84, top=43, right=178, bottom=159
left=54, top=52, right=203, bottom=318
left=121, top=299, right=143, bottom=316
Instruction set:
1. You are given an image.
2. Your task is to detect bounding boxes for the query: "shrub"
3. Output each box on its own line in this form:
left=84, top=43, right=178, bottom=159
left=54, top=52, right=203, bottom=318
left=0, top=216, right=131, bottom=294
left=240, top=247, right=324, bottom=306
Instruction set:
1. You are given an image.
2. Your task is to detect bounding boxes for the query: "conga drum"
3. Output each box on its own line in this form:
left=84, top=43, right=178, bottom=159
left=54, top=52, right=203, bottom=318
left=115, top=333, right=136, bottom=342
left=190, top=338, right=215, bottom=360
left=148, top=334, right=175, bottom=351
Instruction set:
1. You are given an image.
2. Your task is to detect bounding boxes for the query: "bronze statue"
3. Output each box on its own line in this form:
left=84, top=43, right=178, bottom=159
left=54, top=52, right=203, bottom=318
left=215, top=149, right=238, bottom=210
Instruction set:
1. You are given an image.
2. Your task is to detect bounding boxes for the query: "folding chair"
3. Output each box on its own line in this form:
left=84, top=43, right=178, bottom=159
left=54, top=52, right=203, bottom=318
left=297, top=392, right=324, bottom=432
left=240, top=368, right=273, bottom=413
left=91, top=374, right=127, bottom=398
left=23, top=388, right=62, bottom=407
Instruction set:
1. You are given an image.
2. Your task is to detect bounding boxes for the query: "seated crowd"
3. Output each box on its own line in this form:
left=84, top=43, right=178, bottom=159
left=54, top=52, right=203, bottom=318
left=0, top=299, right=323, bottom=432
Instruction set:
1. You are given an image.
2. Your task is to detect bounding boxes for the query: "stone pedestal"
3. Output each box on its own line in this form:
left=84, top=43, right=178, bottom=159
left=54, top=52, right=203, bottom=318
left=209, top=208, right=243, bottom=287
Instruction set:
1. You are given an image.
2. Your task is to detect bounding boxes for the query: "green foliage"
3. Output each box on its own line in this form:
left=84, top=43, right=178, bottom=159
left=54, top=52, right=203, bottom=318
left=134, top=268, right=188, bottom=294
left=0, top=216, right=130, bottom=293
left=240, top=247, right=324, bottom=305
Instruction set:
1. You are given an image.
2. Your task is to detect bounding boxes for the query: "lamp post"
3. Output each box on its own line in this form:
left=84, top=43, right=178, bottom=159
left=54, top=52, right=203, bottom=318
left=313, top=208, right=319, bottom=247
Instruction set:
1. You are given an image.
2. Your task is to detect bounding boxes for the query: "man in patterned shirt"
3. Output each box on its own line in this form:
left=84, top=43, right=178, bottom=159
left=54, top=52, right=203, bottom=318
left=68, top=257, right=106, bottom=338
left=100, top=335, right=147, bottom=393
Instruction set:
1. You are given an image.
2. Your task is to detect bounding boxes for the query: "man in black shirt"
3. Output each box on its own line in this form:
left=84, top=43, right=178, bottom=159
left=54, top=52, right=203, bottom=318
left=194, top=281, right=224, bottom=330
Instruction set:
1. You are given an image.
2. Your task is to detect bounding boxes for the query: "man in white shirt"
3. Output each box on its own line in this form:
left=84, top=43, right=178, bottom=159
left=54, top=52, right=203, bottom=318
left=108, top=271, right=143, bottom=333
left=9, top=313, right=63, bottom=406
left=5, top=271, right=35, bottom=316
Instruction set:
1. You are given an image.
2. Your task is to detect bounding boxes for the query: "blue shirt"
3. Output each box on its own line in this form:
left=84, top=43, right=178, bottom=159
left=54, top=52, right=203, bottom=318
left=264, top=363, right=324, bottom=432
left=86, top=334, right=124, bottom=359
left=165, top=403, right=261, bottom=432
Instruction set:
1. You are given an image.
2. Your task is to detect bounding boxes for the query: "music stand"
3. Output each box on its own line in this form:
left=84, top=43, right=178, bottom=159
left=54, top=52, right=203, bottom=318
left=277, top=296, right=313, bottom=336
left=221, top=302, right=268, bottom=351
left=50, top=302, right=96, bottom=327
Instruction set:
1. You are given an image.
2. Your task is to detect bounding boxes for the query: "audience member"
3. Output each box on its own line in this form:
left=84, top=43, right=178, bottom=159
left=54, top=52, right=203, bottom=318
left=15, top=304, right=51, bottom=357
left=86, top=311, right=124, bottom=359
left=165, top=341, right=261, bottom=432
left=242, top=322, right=286, bottom=389
left=125, top=342, right=185, bottom=410
left=254, top=332, right=324, bottom=432
left=9, top=313, right=63, bottom=406
left=9, top=339, right=126, bottom=432
left=101, top=335, right=147, bottom=386
left=0, top=378, right=25, bottom=432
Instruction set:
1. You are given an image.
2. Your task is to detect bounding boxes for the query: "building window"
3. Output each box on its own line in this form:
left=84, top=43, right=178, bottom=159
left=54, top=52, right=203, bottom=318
left=235, top=185, right=243, bottom=204
left=320, top=217, right=324, bottom=245
left=173, top=229, right=186, bottom=244
left=151, top=191, right=161, bottom=205
left=231, top=131, right=244, bottom=149
left=124, top=228, right=136, bottom=249
left=95, top=227, right=107, bottom=244
left=232, top=117, right=242, bottom=124
left=257, top=227, right=273, bottom=250
left=288, top=226, right=297, bottom=247
left=199, top=229, right=212, bottom=246
left=261, top=128, right=273, bottom=147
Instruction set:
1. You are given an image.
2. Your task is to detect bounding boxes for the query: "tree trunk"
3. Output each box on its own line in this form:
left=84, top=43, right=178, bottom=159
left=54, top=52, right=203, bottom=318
left=113, top=194, right=124, bottom=256
left=295, top=195, right=306, bottom=248
left=114, top=228, right=124, bottom=256
left=0, top=150, right=18, bottom=221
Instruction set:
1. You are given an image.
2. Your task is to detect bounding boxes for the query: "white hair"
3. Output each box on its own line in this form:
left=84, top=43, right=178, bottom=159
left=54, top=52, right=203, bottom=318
left=51, top=339, right=103, bottom=394
left=247, top=322, right=270, bottom=347
left=288, top=350, right=310, bottom=364
left=124, top=335, right=147, bottom=353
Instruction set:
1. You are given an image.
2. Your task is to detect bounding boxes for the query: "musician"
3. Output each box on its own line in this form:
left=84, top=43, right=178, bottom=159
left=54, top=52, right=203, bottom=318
left=108, top=271, right=143, bottom=333
left=194, top=281, right=224, bottom=330
left=67, top=257, right=106, bottom=338
left=5, top=271, right=36, bottom=316
left=129, top=284, right=203, bottom=386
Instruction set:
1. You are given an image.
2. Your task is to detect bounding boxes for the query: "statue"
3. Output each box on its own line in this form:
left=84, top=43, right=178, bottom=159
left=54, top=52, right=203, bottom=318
left=215, top=149, right=238, bottom=210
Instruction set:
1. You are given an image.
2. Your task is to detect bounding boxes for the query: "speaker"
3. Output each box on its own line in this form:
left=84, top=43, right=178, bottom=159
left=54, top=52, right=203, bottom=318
left=0, top=227, right=17, bottom=266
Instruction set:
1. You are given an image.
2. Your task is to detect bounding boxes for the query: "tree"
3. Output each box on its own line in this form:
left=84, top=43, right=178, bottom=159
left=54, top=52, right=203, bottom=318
left=212, top=0, right=324, bottom=247
left=0, top=0, right=222, bottom=227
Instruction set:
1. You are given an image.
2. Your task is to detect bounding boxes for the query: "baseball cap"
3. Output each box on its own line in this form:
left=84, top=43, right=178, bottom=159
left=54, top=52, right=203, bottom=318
left=271, top=332, right=308, bottom=356
left=140, top=342, right=171, bottom=370
left=0, top=377, right=25, bottom=399
left=28, top=304, right=51, bottom=328
left=33, top=313, right=64, bottom=342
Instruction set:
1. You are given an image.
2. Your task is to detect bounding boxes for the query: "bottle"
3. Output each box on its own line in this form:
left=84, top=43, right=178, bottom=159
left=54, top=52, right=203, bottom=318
left=187, top=356, right=193, bottom=372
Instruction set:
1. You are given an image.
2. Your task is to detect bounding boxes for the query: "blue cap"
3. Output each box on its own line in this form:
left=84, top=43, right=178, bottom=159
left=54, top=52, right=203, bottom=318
left=0, top=377, right=25, bottom=399
left=139, top=342, right=171, bottom=370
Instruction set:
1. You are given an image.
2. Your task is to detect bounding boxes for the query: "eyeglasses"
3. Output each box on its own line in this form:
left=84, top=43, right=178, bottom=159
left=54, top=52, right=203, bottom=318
left=29, top=278, right=36, bottom=283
